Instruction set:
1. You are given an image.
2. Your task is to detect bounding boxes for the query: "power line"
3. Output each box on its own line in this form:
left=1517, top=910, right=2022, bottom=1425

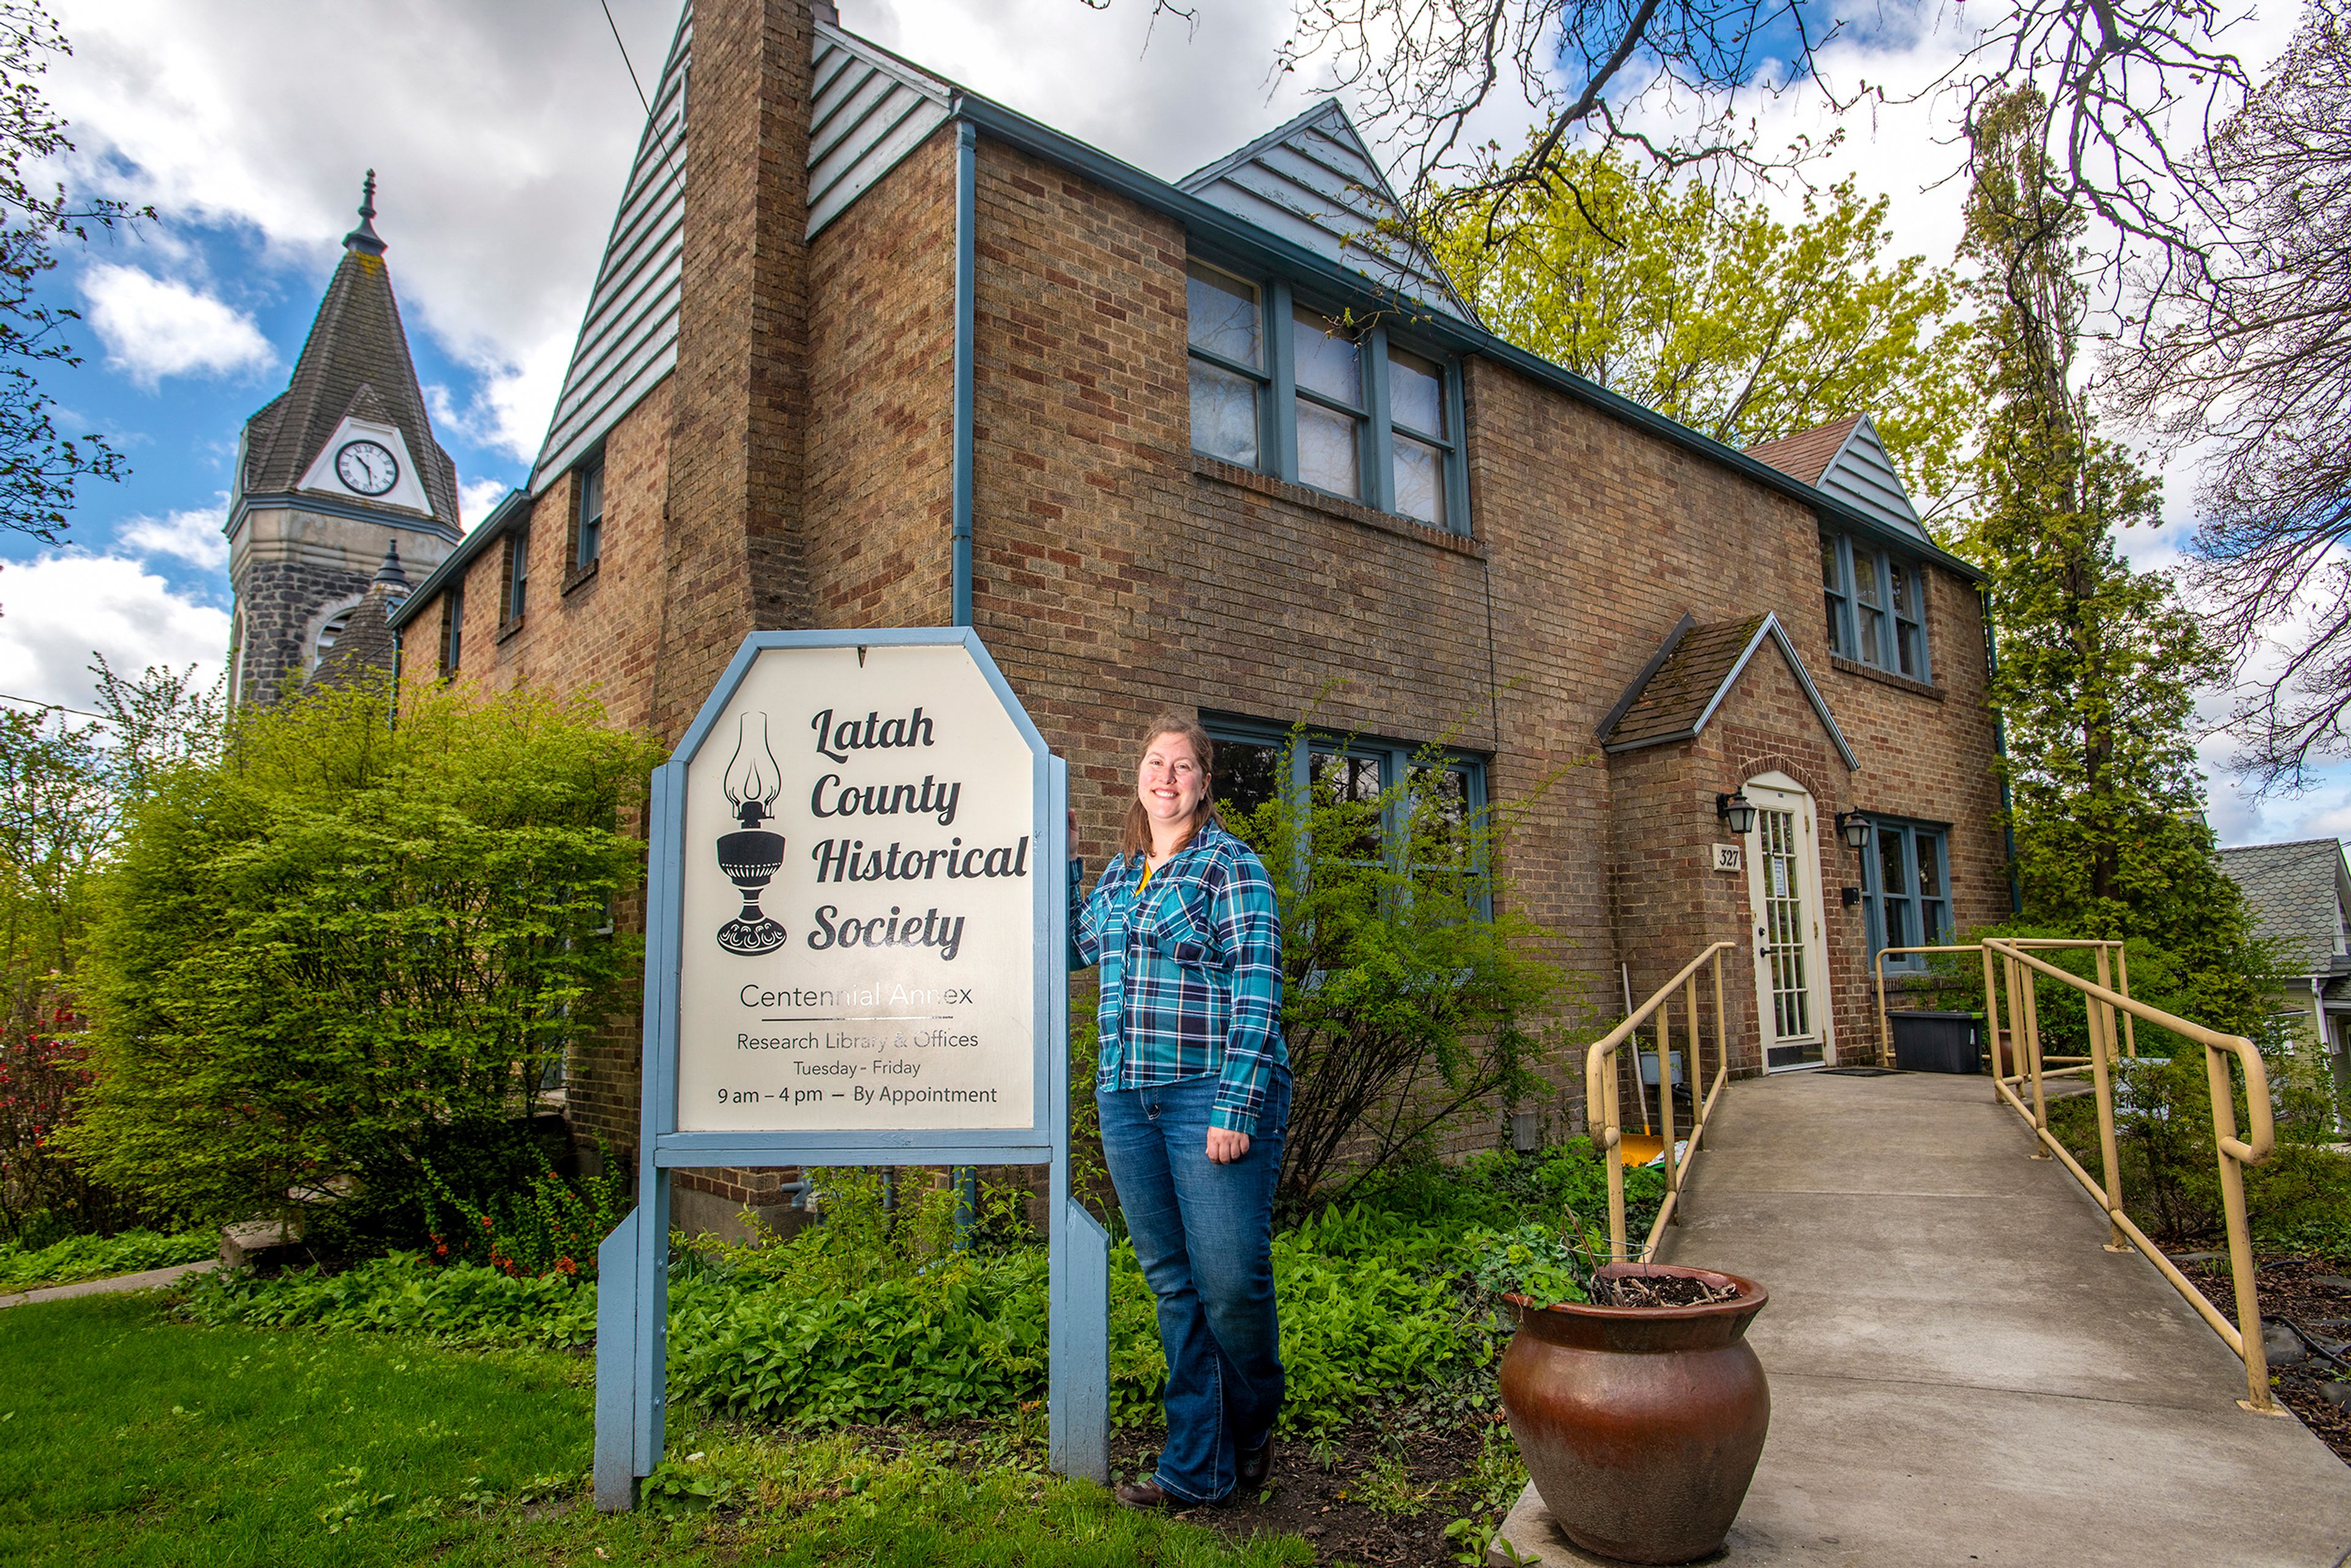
left=599, top=0, right=651, bottom=115
left=0, top=692, right=102, bottom=720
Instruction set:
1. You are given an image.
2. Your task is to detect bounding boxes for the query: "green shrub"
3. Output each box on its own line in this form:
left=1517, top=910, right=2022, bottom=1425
left=423, top=1144, right=631, bottom=1278
left=65, top=678, right=664, bottom=1248
left=0, top=1226, right=216, bottom=1289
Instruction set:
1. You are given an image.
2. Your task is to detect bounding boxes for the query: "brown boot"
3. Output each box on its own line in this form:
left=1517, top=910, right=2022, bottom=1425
left=1114, top=1478, right=1175, bottom=1510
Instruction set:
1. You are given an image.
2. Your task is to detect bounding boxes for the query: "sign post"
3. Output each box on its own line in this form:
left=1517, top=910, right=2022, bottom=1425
left=594, top=628, right=1108, bottom=1509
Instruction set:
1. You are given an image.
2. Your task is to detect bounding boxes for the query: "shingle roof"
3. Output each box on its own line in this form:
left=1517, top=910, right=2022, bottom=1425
left=1599, top=610, right=1859, bottom=768
left=1743, top=417, right=1862, bottom=485
left=1744, top=414, right=1929, bottom=543
left=240, top=216, right=459, bottom=528
left=2216, top=839, right=2351, bottom=975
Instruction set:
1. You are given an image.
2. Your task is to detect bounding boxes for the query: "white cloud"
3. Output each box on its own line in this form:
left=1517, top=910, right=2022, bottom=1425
left=459, top=477, right=511, bottom=528
left=118, top=499, right=230, bottom=570
left=0, top=553, right=228, bottom=710
left=79, top=263, right=274, bottom=387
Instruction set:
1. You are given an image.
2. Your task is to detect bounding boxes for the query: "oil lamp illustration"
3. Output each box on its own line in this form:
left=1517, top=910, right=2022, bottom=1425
left=714, top=711, right=789, bottom=955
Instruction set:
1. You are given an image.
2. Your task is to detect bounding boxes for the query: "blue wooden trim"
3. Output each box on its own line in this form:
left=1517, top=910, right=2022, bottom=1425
left=591, top=1206, right=642, bottom=1510
left=1044, top=755, right=1109, bottom=1482
left=1364, top=324, right=1394, bottom=516
left=654, top=1135, right=1052, bottom=1165
left=1442, top=358, right=1471, bottom=536
left=1267, top=280, right=1297, bottom=482
left=953, top=122, right=977, bottom=629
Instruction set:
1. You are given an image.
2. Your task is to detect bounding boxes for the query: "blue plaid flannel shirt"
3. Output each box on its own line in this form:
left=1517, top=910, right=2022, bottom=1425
left=1070, top=822, right=1287, bottom=1134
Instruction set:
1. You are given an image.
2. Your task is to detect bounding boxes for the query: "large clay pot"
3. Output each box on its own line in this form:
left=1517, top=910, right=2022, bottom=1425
left=1499, top=1262, right=1769, bottom=1565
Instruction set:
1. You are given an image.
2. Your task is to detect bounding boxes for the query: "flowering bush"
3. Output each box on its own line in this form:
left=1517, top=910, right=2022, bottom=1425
left=422, top=1148, right=631, bottom=1279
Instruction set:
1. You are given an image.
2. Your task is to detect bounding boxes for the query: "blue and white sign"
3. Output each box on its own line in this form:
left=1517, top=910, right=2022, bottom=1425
left=594, top=628, right=1108, bottom=1510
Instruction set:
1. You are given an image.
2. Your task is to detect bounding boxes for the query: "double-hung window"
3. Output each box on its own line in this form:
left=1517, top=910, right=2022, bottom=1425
left=501, top=530, right=529, bottom=628
left=571, top=454, right=605, bottom=573
left=1205, top=716, right=1490, bottom=913
left=438, top=586, right=463, bottom=678
left=1861, top=817, right=1951, bottom=970
left=1187, top=262, right=1266, bottom=469
left=1186, top=256, right=1469, bottom=535
left=1823, top=532, right=1929, bottom=680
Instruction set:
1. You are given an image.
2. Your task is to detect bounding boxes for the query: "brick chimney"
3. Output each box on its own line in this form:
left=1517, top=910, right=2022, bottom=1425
left=653, top=0, right=822, bottom=742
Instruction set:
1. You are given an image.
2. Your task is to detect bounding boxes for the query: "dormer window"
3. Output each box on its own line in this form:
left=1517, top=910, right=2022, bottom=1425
left=1823, top=531, right=1929, bottom=680
left=1187, top=255, right=1469, bottom=535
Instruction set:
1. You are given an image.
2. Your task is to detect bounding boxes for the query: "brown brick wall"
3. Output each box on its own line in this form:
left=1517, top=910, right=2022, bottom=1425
left=398, top=43, right=2011, bottom=1175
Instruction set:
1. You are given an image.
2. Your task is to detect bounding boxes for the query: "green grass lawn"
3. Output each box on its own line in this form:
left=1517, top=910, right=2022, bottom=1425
left=0, top=1292, right=1310, bottom=1568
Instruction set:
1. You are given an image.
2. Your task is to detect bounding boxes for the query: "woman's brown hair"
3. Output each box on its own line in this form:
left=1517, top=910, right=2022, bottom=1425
left=1119, top=713, right=1218, bottom=861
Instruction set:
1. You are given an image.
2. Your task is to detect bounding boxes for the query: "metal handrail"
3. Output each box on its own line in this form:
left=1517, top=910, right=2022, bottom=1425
left=1872, top=938, right=2137, bottom=1093
left=1584, top=942, right=1738, bottom=1262
left=1981, top=937, right=2279, bottom=1414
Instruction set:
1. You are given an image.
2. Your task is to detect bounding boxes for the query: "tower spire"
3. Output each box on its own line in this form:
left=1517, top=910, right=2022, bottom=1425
left=343, top=169, right=385, bottom=256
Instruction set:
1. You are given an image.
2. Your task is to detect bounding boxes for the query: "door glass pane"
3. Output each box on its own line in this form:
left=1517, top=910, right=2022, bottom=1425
left=1924, top=899, right=1948, bottom=943
left=1883, top=895, right=1911, bottom=951
left=1187, top=263, right=1260, bottom=366
left=1191, top=361, right=1260, bottom=467
left=1758, top=807, right=1811, bottom=1041
left=1389, top=347, right=1444, bottom=435
left=1293, top=308, right=1362, bottom=405
left=1392, top=432, right=1444, bottom=525
left=1297, top=399, right=1362, bottom=497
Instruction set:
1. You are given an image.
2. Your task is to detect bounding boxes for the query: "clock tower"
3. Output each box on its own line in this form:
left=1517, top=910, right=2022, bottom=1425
left=225, top=174, right=463, bottom=705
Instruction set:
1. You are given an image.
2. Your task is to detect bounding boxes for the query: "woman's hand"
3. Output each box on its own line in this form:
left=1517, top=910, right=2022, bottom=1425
left=1205, top=1128, right=1251, bottom=1164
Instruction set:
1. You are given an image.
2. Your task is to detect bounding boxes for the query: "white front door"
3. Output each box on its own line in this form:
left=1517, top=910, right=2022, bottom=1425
left=1743, top=774, right=1835, bottom=1071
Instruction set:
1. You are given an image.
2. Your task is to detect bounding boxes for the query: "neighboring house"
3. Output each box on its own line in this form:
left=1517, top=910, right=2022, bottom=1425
left=340, top=0, right=2007, bottom=1230
left=2217, top=839, right=2351, bottom=1090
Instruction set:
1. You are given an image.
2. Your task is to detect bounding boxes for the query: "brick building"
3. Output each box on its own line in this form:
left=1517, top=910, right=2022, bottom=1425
left=383, top=0, right=2008, bottom=1228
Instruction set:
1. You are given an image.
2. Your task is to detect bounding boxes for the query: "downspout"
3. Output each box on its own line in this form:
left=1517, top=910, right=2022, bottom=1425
left=951, top=117, right=979, bottom=1240
left=1981, top=585, right=2021, bottom=916
left=952, top=118, right=977, bottom=631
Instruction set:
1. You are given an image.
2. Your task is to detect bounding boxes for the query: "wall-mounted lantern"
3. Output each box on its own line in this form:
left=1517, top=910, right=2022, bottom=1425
left=1835, top=811, right=1873, bottom=852
left=1717, top=791, right=1757, bottom=835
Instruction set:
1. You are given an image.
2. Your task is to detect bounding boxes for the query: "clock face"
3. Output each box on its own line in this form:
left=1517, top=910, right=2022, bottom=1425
left=335, top=439, right=399, bottom=497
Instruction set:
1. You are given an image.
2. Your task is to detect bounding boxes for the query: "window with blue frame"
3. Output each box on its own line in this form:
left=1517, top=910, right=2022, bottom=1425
left=1821, top=532, right=1929, bottom=681
left=1861, top=817, right=1952, bottom=969
left=1186, top=257, right=1469, bottom=535
left=1203, top=716, right=1489, bottom=909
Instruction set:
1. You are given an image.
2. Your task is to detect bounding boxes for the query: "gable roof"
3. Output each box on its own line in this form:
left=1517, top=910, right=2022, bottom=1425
left=1177, top=100, right=1474, bottom=326
left=1744, top=414, right=1928, bottom=543
left=530, top=6, right=691, bottom=493
left=1599, top=610, right=1859, bottom=770
left=809, top=22, right=952, bottom=238
left=239, top=203, right=460, bottom=532
left=2216, top=839, right=2351, bottom=975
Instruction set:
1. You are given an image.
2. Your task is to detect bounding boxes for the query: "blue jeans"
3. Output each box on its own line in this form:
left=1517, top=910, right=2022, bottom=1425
left=1097, top=1071, right=1289, bottom=1503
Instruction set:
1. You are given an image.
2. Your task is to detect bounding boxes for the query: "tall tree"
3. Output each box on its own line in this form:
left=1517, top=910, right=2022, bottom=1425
left=2110, top=1, right=2351, bottom=793
left=1428, top=150, right=1973, bottom=512
left=1960, top=86, right=2268, bottom=1029
left=1255, top=0, right=2252, bottom=295
left=0, top=1, right=142, bottom=545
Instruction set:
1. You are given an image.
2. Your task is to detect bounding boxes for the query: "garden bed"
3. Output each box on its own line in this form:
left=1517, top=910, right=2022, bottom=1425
left=2181, top=1254, right=2351, bottom=1466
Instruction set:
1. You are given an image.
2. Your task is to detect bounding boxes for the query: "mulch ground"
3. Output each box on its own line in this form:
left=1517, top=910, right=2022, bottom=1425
left=2180, top=1253, right=2351, bottom=1465
left=1111, top=1416, right=1500, bottom=1567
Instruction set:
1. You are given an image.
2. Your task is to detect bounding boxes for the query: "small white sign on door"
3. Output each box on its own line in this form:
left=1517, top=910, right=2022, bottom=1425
left=1712, top=842, right=1744, bottom=872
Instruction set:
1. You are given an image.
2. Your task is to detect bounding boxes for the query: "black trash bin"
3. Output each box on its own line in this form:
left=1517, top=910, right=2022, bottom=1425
left=1889, top=1010, right=1981, bottom=1073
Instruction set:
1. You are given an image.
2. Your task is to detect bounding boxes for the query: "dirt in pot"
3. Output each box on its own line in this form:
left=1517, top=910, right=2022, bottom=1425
left=1591, top=1271, right=1741, bottom=1308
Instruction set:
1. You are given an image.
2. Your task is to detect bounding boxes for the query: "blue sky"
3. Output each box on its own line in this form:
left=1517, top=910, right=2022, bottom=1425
left=8, top=0, right=2344, bottom=847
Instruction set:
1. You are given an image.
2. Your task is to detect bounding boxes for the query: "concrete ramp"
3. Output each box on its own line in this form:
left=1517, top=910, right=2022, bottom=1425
left=1496, top=1070, right=2351, bottom=1567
